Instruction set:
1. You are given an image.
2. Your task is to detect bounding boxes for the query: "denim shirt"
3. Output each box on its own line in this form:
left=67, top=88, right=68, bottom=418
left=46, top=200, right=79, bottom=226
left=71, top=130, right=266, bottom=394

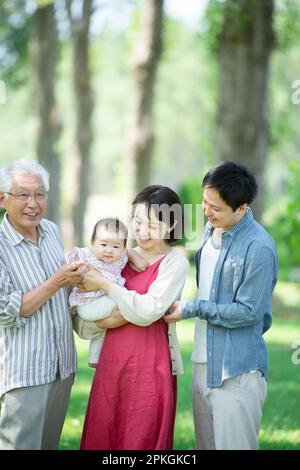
left=182, top=208, right=278, bottom=388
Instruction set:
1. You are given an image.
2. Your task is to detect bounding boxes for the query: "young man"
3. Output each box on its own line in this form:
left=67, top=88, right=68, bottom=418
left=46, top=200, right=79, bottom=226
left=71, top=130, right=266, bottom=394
left=0, top=159, right=85, bottom=450
left=164, top=161, right=278, bottom=450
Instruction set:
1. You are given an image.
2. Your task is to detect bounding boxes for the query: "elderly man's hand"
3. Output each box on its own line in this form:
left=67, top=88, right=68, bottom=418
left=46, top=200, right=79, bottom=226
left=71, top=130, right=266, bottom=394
left=163, top=301, right=183, bottom=323
left=52, top=261, right=87, bottom=288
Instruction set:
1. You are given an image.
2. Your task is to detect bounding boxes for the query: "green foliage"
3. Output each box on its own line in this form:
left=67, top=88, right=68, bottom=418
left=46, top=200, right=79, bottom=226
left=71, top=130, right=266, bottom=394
left=178, top=178, right=203, bottom=251
left=36, top=0, right=54, bottom=7
left=0, top=0, right=33, bottom=87
left=274, top=0, right=300, bottom=50
left=203, top=0, right=261, bottom=53
left=203, top=0, right=300, bottom=54
left=153, top=17, right=217, bottom=191
left=202, top=0, right=231, bottom=53
left=0, top=208, right=5, bottom=223
left=268, top=160, right=300, bottom=280
left=268, top=42, right=300, bottom=152
left=178, top=178, right=203, bottom=207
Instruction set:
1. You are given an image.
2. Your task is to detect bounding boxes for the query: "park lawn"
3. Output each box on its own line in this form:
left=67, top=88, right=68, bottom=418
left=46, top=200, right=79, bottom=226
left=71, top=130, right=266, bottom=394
left=59, top=278, right=300, bottom=450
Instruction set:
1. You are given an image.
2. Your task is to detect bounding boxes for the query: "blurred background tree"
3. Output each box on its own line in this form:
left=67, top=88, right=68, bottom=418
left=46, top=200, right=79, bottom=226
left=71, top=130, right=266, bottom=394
left=126, top=0, right=164, bottom=198
left=269, top=159, right=300, bottom=281
left=206, top=0, right=275, bottom=222
left=32, top=0, right=62, bottom=224
left=66, top=0, right=94, bottom=246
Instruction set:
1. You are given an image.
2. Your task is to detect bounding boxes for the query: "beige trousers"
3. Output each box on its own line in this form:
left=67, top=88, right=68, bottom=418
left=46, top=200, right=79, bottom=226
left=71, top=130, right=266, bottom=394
left=192, top=364, right=267, bottom=450
left=0, top=373, right=74, bottom=450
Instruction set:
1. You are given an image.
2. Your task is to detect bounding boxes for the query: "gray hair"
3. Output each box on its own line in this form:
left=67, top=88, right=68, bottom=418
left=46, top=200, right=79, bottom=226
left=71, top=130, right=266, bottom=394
left=0, top=159, right=50, bottom=193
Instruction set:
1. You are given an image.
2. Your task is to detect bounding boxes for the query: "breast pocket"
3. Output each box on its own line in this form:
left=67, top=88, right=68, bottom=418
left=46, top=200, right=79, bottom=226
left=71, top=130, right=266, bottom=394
left=222, top=258, right=236, bottom=284
left=222, top=257, right=244, bottom=295
left=232, top=259, right=244, bottom=294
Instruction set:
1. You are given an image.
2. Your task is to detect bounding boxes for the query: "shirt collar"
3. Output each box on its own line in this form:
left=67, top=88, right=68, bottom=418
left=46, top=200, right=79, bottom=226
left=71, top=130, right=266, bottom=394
left=226, top=207, right=253, bottom=238
left=0, top=212, right=46, bottom=246
left=204, top=207, right=254, bottom=241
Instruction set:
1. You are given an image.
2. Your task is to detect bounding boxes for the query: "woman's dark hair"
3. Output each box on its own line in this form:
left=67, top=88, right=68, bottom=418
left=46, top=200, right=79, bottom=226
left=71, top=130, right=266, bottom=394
left=202, top=161, right=258, bottom=211
left=91, top=218, right=128, bottom=246
left=132, top=185, right=184, bottom=245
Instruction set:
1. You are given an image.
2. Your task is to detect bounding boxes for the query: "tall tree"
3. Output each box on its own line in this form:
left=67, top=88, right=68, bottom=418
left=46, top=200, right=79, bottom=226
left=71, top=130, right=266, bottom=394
left=32, top=1, right=62, bottom=224
left=213, top=0, right=275, bottom=221
left=126, top=0, right=164, bottom=197
left=66, top=0, right=94, bottom=246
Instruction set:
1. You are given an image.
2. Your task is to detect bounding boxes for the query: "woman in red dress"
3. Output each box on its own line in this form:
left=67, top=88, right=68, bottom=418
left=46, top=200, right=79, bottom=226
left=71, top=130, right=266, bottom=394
left=80, top=186, right=189, bottom=450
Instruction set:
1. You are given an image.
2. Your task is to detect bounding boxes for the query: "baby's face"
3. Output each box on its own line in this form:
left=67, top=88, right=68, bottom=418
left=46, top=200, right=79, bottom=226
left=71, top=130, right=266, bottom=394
left=91, top=226, right=126, bottom=264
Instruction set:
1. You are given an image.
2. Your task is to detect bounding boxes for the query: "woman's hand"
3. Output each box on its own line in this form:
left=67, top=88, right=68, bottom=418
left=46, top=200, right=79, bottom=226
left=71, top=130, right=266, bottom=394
left=80, top=267, right=112, bottom=293
left=94, top=306, right=128, bottom=329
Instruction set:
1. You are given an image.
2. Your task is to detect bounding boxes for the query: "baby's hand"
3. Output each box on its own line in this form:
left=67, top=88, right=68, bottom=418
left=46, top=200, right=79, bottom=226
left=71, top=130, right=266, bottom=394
left=127, top=249, right=149, bottom=272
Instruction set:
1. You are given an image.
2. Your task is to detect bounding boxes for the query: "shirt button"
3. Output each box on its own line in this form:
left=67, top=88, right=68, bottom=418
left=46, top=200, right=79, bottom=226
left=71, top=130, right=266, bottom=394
left=209, top=352, right=212, bottom=357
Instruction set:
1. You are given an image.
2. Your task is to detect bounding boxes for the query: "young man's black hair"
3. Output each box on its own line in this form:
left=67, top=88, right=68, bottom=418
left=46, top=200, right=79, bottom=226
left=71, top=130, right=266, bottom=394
left=202, top=161, right=258, bottom=212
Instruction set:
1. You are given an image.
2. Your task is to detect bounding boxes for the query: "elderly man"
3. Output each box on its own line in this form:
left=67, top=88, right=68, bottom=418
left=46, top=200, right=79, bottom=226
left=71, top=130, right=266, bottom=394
left=0, top=159, right=84, bottom=450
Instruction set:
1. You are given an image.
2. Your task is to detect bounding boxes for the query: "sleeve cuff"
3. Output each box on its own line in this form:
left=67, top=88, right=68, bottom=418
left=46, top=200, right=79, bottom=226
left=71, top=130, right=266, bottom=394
left=107, top=283, right=124, bottom=303
left=182, top=300, right=199, bottom=319
left=2, top=291, right=27, bottom=328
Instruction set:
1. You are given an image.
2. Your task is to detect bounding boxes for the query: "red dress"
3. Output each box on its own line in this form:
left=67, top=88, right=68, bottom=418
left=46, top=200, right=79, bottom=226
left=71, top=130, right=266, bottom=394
left=80, top=258, right=177, bottom=450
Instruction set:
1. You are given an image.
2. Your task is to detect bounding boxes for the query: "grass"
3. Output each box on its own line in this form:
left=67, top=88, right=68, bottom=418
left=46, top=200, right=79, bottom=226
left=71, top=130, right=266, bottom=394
left=59, top=273, right=300, bottom=450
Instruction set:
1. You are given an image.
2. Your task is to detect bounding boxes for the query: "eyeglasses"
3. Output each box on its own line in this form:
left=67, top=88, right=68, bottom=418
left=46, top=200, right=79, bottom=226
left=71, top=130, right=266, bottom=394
left=4, top=191, right=48, bottom=202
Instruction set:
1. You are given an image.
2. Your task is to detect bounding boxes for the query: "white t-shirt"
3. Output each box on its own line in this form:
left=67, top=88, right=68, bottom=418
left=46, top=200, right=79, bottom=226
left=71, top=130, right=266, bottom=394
left=192, top=235, right=221, bottom=364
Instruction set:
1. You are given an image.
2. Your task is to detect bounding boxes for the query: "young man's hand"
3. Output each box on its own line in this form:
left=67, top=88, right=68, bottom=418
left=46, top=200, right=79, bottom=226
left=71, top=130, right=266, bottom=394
left=163, top=301, right=184, bottom=323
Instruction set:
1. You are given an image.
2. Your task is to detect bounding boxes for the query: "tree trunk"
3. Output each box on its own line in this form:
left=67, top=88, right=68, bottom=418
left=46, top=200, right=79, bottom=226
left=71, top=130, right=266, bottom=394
left=34, top=3, right=62, bottom=225
left=126, top=0, right=164, bottom=198
left=215, top=0, right=275, bottom=221
left=66, top=0, right=94, bottom=246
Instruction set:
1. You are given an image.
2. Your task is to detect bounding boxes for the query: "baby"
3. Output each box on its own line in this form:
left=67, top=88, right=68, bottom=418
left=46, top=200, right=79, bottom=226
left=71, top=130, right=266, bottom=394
left=69, top=217, right=143, bottom=367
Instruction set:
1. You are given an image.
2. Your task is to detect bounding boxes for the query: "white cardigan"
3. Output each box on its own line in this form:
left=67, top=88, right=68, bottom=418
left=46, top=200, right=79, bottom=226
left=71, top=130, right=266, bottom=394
left=74, top=249, right=189, bottom=375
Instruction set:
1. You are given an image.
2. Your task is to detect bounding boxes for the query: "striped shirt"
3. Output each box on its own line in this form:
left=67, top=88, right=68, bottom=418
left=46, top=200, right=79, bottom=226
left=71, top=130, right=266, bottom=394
left=0, top=214, right=77, bottom=397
